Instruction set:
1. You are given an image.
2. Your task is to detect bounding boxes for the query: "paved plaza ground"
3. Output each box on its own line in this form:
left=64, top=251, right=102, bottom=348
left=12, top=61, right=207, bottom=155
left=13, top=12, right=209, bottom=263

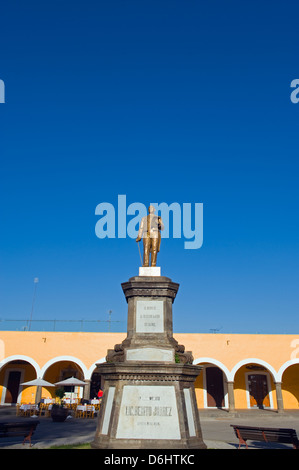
left=0, top=408, right=299, bottom=450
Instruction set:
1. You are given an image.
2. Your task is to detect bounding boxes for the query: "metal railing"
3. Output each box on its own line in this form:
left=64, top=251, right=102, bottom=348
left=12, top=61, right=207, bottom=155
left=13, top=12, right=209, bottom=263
left=0, top=318, right=126, bottom=333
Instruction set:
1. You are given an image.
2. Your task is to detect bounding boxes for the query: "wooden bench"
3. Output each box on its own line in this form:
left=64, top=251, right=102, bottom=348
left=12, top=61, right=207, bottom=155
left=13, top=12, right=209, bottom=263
left=0, top=420, right=40, bottom=447
left=231, top=424, right=299, bottom=449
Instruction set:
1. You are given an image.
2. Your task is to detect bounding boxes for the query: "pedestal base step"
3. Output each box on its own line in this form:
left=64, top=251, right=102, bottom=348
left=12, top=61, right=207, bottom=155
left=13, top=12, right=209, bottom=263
left=91, top=363, right=206, bottom=450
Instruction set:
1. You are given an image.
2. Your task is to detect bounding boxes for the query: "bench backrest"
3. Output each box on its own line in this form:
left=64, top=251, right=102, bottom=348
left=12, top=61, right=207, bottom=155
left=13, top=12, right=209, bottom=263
left=0, top=421, right=39, bottom=437
left=231, top=425, right=299, bottom=445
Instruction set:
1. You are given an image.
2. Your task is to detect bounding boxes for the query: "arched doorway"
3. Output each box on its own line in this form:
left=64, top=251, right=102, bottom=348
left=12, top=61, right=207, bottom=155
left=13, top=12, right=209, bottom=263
left=205, top=366, right=225, bottom=408
left=247, top=372, right=270, bottom=408
left=3, top=367, right=23, bottom=404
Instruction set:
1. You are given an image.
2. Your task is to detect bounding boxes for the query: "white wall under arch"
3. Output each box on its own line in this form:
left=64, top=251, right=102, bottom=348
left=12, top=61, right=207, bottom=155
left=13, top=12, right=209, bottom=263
left=40, top=355, right=89, bottom=379
left=87, top=358, right=106, bottom=380
left=230, top=358, right=279, bottom=382
left=193, top=357, right=230, bottom=381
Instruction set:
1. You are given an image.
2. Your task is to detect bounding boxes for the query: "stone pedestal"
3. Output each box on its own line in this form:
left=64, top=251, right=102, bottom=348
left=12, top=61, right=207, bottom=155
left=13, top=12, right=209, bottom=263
left=92, top=272, right=206, bottom=449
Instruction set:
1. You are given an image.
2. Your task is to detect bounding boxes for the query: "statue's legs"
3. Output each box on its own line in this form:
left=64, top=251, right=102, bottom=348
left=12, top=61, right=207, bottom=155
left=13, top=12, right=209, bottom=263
left=151, top=238, right=159, bottom=267
left=143, top=237, right=159, bottom=267
left=143, top=238, right=151, bottom=267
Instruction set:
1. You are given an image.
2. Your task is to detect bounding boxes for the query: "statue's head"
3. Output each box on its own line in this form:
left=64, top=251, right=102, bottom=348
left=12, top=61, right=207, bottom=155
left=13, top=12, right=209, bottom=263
left=148, top=205, right=155, bottom=214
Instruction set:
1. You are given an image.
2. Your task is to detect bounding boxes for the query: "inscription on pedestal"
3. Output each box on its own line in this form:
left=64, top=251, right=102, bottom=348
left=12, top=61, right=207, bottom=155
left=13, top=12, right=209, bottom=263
left=136, top=300, right=164, bottom=333
left=116, top=385, right=180, bottom=440
left=126, top=348, right=174, bottom=362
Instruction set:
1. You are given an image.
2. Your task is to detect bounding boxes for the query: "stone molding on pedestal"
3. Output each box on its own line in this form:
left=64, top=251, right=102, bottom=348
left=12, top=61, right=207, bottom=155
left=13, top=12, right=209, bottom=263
left=121, top=276, right=179, bottom=303
left=96, top=362, right=203, bottom=382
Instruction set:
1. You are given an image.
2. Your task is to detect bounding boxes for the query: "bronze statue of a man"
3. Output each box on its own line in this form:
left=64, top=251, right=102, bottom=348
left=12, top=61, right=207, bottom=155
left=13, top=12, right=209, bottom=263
left=136, top=206, right=164, bottom=267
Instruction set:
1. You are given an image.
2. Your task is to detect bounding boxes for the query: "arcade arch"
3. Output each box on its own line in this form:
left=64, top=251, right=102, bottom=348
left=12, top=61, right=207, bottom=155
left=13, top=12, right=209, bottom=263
left=41, top=357, right=86, bottom=401
left=231, top=359, right=277, bottom=410
left=87, top=358, right=106, bottom=400
left=0, top=356, right=39, bottom=404
left=278, top=360, right=299, bottom=409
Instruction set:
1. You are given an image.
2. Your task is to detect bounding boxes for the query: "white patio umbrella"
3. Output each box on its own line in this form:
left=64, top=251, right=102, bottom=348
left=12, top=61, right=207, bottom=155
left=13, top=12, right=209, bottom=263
left=21, top=378, right=55, bottom=387
left=54, top=376, right=86, bottom=387
left=54, top=376, right=86, bottom=403
left=20, top=377, right=55, bottom=404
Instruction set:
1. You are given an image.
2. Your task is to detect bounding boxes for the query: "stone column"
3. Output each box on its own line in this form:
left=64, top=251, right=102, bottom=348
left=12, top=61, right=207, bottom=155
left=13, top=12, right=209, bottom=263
left=227, top=381, right=235, bottom=412
left=275, top=382, right=284, bottom=413
left=83, top=380, right=91, bottom=401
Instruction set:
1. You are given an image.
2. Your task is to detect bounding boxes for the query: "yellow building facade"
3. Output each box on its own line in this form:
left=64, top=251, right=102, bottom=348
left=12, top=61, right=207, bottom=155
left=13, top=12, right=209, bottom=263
left=0, top=331, right=298, bottom=411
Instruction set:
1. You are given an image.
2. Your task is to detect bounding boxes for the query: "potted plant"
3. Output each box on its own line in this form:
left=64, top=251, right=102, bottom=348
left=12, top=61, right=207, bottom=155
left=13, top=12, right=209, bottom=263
left=51, top=388, right=69, bottom=422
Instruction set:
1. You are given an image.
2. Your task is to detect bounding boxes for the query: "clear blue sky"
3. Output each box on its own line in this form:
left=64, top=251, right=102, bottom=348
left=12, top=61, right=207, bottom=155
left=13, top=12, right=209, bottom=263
left=0, top=1, right=298, bottom=334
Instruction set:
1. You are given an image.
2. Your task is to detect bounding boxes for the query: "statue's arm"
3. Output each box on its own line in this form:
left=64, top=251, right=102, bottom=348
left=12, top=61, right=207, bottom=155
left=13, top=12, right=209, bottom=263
left=136, top=218, right=144, bottom=242
left=158, top=217, right=164, bottom=231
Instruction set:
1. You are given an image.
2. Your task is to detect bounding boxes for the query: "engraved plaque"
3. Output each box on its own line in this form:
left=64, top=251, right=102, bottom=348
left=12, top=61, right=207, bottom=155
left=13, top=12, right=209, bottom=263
left=136, top=300, right=164, bottom=333
left=116, top=385, right=181, bottom=440
left=126, top=348, right=174, bottom=362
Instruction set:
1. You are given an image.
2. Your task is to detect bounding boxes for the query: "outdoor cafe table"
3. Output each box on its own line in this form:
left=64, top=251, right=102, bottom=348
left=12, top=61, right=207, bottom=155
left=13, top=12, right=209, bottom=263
left=42, top=398, right=54, bottom=404
left=75, top=405, right=95, bottom=417
left=76, top=405, right=95, bottom=411
left=19, top=404, right=39, bottom=416
left=20, top=404, right=38, bottom=412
